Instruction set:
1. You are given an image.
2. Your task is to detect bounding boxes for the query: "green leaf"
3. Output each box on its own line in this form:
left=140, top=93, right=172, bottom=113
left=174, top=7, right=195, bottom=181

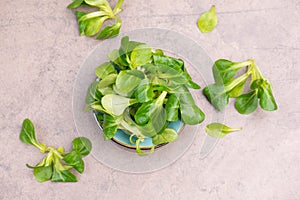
left=157, top=65, right=188, bottom=85
left=206, top=122, right=242, bottom=138
left=86, top=81, right=102, bottom=105
left=101, top=94, right=137, bottom=116
left=75, top=11, right=109, bottom=37
left=52, top=168, right=77, bottom=182
left=90, top=104, right=110, bottom=114
left=143, top=64, right=188, bottom=86
left=197, top=5, right=218, bottom=33
left=107, top=49, right=128, bottom=69
left=20, top=118, right=38, bottom=146
left=119, top=36, right=143, bottom=56
left=33, top=166, right=53, bottom=182
left=103, top=114, right=119, bottom=140
left=175, top=86, right=205, bottom=124
left=228, top=78, right=247, bottom=98
left=97, top=17, right=122, bottom=39
left=165, top=94, right=179, bottom=122
left=95, top=62, right=116, bottom=79
left=250, top=79, right=264, bottom=90
left=135, top=92, right=168, bottom=137
left=152, top=128, right=178, bottom=145
left=153, top=49, right=164, bottom=56
left=84, top=16, right=108, bottom=36
left=153, top=54, right=183, bottom=71
left=134, top=91, right=166, bottom=125
left=75, top=11, right=88, bottom=35
left=67, top=0, right=84, bottom=9
left=212, top=59, right=251, bottom=84
left=129, top=44, right=152, bottom=69
left=63, top=151, right=84, bottom=173
left=134, top=79, right=154, bottom=103
left=72, top=137, right=92, bottom=156
left=115, top=70, right=144, bottom=94
left=98, top=74, right=117, bottom=94
left=257, top=80, right=278, bottom=111
left=203, top=84, right=229, bottom=111
left=235, top=90, right=258, bottom=114
left=84, top=0, right=113, bottom=15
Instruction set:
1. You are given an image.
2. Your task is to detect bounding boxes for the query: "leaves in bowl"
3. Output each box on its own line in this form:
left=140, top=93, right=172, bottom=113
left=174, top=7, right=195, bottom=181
left=85, top=36, right=205, bottom=155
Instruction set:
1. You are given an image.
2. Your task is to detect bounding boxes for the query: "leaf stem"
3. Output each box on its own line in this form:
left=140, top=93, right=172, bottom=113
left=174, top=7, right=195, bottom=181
left=224, top=72, right=251, bottom=92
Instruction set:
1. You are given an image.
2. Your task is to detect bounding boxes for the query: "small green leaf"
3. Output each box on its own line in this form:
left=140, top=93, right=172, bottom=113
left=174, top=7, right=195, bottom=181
left=95, top=62, right=116, bottom=79
left=134, top=91, right=167, bottom=125
left=63, top=151, right=85, bottom=173
left=203, top=84, right=229, bottom=111
left=98, top=74, right=117, bottom=94
left=84, top=17, right=108, bottom=36
left=86, top=81, right=102, bottom=105
left=101, top=94, right=137, bottom=116
left=228, top=78, right=247, bottom=98
left=84, top=0, right=113, bottom=15
left=96, top=18, right=121, bottom=40
left=103, top=114, right=119, bottom=140
left=235, top=90, right=258, bottom=114
left=153, top=54, right=183, bottom=71
left=258, top=80, right=278, bottom=111
left=134, top=79, right=154, bottom=103
left=72, top=137, right=92, bottom=156
left=129, top=44, right=152, bottom=69
left=212, top=59, right=249, bottom=84
left=175, top=86, right=205, bottom=125
left=67, top=0, right=84, bottom=9
left=153, top=49, right=164, bottom=56
left=52, top=168, right=77, bottom=182
left=75, top=11, right=88, bottom=35
left=107, top=49, right=128, bottom=69
left=135, top=92, right=168, bottom=137
left=119, top=36, right=143, bottom=56
left=20, top=118, right=37, bottom=146
left=197, top=5, right=218, bottom=33
left=152, top=128, right=178, bottom=145
left=75, top=11, right=109, bottom=37
left=250, top=79, right=264, bottom=90
left=115, top=70, right=144, bottom=95
left=165, top=94, right=179, bottom=122
left=206, top=123, right=242, bottom=138
left=33, top=166, right=53, bottom=182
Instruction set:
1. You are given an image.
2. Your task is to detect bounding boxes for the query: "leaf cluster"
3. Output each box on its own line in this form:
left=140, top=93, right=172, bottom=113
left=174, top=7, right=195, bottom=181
left=85, top=36, right=205, bottom=155
left=67, top=0, right=124, bottom=39
left=20, top=119, right=92, bottom=182
left=203, top=59, right=278, bottom=114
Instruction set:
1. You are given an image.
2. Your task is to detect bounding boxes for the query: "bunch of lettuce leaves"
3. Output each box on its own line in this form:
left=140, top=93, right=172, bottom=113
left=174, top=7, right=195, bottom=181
left=67, top=0, right=124, bottom=39
left=20, top=118, right=92, bottom=182
left=203, top=59, right=278, bottom=114
left=85, top=36, right=205, bottom=155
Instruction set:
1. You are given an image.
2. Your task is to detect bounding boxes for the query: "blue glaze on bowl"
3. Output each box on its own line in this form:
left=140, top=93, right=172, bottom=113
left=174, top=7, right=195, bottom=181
left=112, top=120, right=184, bottom=149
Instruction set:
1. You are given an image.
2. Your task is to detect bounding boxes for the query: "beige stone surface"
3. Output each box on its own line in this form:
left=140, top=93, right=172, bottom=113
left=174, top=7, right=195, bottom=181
left=1, top=0, right=299, bottom=199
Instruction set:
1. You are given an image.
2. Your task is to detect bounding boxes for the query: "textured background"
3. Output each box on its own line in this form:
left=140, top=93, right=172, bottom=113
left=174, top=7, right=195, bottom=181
left=1, top=0, right=299, bottom=199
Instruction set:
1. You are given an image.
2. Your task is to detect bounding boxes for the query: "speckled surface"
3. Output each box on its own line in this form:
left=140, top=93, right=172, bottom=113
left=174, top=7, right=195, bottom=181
left=1, top=0, right=299, bottom=199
